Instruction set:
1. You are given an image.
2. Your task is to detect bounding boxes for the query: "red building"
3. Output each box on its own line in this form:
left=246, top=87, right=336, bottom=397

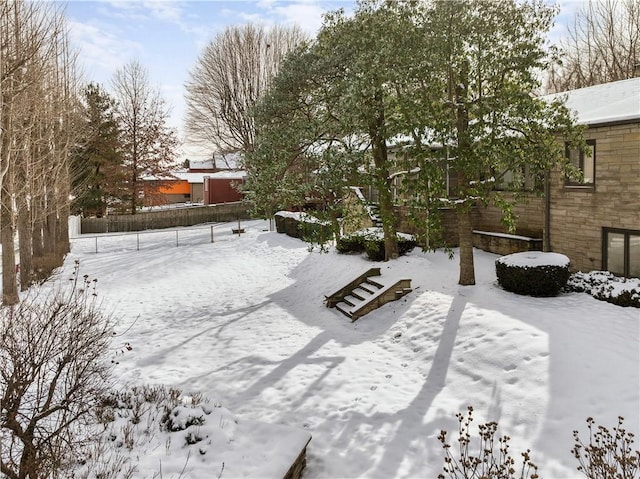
left=203, top=171, right=246, bottom=205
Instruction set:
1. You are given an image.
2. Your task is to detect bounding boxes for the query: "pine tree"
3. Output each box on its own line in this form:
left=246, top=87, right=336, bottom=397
left=71, top=83, right=123, bottom=217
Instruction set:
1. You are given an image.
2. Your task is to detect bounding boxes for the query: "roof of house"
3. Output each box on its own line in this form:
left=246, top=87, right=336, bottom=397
left=542, top=77, right=640, bottom=126
left=189, top=152, right=242, bottom=170
left=172, top=170, right=247, bottom=182
left=207, top=170, right=247, bottom=180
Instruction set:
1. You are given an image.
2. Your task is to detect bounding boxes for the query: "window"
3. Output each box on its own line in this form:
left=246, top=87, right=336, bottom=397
left=565, top=139, right=595, bottom=186
left=494, top=165, right=543, bottom=192
left=603, top=228, right=640, bottom=278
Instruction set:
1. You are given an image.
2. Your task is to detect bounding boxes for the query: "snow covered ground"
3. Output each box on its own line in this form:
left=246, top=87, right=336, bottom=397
left=61, top=219, right=639, bottom=478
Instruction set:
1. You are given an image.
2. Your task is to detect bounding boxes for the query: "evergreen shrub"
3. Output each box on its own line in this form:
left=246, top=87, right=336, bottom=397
left=336, top=229, right=416, bottom=261
left=496, top=252, right=570, bottom=297
left=566, top=271, right=640, bottom=308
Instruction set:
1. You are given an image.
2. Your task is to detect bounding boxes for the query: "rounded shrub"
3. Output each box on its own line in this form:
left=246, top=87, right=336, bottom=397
left=496, top=251, right=570, bottom=297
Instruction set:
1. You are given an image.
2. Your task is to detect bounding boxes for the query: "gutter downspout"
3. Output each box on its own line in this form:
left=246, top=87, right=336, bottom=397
left=544, top=169, right=551, bottom=252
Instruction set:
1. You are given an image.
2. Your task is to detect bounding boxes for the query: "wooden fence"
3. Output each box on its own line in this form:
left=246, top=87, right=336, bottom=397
left=81, top=202, right=251, bottom=234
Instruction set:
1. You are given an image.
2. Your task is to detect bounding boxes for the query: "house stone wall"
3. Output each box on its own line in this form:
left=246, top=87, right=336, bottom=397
left=549, top=122, right=640, bottom=272
left=473, top=192, right=545, bottom=237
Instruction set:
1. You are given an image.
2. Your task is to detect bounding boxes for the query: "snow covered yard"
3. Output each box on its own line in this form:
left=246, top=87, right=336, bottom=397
left=63, top=220, right=639, bottom=478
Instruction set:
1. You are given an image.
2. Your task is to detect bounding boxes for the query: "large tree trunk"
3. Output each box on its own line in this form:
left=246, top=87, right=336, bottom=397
left=375, top=165, right=399, bottom=261
left=370, top=88, right=398, bottom=261
left=457, top=206, right=475, bottom=286
left=454, top=59, right=475, bottom=286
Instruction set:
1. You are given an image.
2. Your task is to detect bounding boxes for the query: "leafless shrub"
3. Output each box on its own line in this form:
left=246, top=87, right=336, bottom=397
left=0, top=262, right=114, bottom=478
left=572, top=416, right=640, bottom=479
left=437, top=406, right=540, bottom=479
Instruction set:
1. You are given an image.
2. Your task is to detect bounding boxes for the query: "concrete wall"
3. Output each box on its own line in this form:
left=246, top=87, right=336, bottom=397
left=548, top=122, right=640, bottom=272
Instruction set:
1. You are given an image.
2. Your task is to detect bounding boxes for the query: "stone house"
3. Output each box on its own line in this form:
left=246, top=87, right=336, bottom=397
left=543, top=77, right=640, bottom=277
left=471, top=78, right=639, bottom=276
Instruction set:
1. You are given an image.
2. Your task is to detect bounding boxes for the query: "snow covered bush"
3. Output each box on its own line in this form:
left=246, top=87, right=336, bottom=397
left=496, top=252, right=570, bottom=297
left=572, top=416, right=640, bottom=479
left=437, top=406, right=539, bottom=479
left=0, top=263, right=113, bottom=479
left=566, top=271, right=640, bottom=308
left=78, top=385, right=231, bottom=478
left=336, top=228, right=416, bottom=261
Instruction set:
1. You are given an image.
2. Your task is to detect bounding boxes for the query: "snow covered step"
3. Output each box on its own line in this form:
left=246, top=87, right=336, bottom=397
left=325, top=268, right=382, bottom=308
left=326, top=269, right=412, bottom=321
left=335, top=302, right=353, bottom=319
left=350, top=286, right=375, bottom=301
left=364, top=277, right=384, bottom=289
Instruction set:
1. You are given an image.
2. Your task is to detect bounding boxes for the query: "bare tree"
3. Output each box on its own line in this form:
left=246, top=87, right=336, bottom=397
left=547, top=0, right=640, bottom=92
left=0, top=264, right=113, bottom=479
left=184, top=24, right=305, bottom=163
left=111, top=60, right=179, bottom=215
left=1, top=1, right=65, bottom=303
left=1, top=1, right=80, bottom=300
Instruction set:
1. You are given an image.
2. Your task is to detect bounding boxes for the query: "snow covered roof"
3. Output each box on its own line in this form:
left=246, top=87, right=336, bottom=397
left=172, top=170, right=247, bottom=182
left=171, top=171, right=209, bottom=184
left=542, top=78, right=640, bottom=126
left=189, top=152, right=243, bottom=170
left=207, top=170, right=247, bottom=180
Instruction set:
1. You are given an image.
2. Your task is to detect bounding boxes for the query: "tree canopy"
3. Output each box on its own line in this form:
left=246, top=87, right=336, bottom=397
left=249, top=0, right=585, bottom=285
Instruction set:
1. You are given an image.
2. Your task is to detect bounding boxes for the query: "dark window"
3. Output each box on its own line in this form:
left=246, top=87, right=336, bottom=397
left=603, top=228, right=640, bottom=278
left=566, top=139, right=595, bottom=186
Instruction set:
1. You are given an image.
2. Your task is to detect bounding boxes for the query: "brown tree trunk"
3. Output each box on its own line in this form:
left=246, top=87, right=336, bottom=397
left=370, top=88, right=398, bottom=261
left=2, top=182, right=19, bottom=305
left=457, top=206, right=475, bottom=286
left=454, top=59, right=475, bottom=286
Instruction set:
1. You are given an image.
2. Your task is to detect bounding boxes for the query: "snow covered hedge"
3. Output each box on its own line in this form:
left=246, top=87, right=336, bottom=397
left=496, top=252, right=571, bottom=297
left=274, top=211, right=332, bottom=243
left=566, top=271, right=640, bottom=308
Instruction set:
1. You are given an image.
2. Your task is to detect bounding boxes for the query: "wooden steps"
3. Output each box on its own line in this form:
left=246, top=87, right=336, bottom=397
left=325, top=268, right=412, bottom=321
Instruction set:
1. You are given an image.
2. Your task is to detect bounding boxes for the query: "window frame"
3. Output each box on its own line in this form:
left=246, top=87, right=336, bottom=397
left=602, top=227, right=640, bottom=278
left=565, top=139, right=596, bottom=188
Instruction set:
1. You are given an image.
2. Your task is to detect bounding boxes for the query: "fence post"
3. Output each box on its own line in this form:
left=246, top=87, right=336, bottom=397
left=137, top=233, right=140, bottom=251
left=95, top=237, right=98, bottom=254
left=211, top=225, right=214, bottom=243
left=176, top=230, right=179, bottom=247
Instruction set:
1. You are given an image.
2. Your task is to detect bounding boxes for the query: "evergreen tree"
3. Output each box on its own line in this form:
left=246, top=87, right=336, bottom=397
left=249, top=2, right=415, bottom=259
left=409, top=0, right=585, bottom=285
left=71, top=83, right=123, bottom=217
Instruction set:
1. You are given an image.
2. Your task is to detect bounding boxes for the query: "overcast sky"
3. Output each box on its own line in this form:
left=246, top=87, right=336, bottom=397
left=63, top=0, right=582, bottom=163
